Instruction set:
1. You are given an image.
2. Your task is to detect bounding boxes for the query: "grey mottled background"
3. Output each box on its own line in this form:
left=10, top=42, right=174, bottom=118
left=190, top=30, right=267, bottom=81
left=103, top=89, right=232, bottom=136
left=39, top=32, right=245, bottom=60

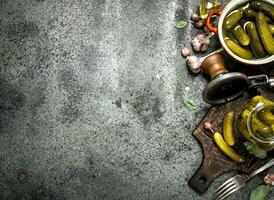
left=0, top=0, right=273, bottom=199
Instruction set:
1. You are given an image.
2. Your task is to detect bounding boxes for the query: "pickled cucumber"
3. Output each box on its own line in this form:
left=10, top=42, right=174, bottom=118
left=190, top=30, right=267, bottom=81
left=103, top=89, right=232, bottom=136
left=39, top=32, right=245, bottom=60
left=269, top=24, right=274, bottom=34
left=250, top=1, right=274, bottom=20
left=213, top=132, right=245, bottom=163
left=223, top=111, right=235, bottom=146
left=243, top=9, right=272, bottom=23
left=242, top=109, right=273, bottom=138
left=245, top=22, right=266, bottom=58
left=257, top=109, right=274, bottom=132
left=257, top=110, right=274, bottom=126
left=250, top=96, right=274, bottom=107
left=232, top=24, right=250, bottom=46
left=225, top=34, right=239, bottom=44
left=256, top=12, right=274, bottom=55
left=224, top=10, right=243, bottom=30
left=224, top=38, right=253, bottom=59
left=237, top=117, right=255, bottom=142
left=253, top=119, right=273, bottom=138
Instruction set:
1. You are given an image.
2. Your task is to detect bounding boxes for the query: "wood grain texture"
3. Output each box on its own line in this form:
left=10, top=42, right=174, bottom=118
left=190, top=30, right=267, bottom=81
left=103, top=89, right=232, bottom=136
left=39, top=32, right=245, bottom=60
left=188, top=89, right=274, bottom=194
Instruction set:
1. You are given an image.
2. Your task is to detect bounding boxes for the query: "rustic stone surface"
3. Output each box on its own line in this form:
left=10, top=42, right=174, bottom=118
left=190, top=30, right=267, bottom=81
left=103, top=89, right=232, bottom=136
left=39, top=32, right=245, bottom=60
left=0, top=0, right=273, bottom=199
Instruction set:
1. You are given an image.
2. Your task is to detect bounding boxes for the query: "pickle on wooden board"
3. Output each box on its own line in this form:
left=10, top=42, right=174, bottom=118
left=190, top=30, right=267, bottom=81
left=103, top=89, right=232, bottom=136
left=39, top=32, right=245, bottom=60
left=269, top=24, right=274, bottom=34
left=213, top=132, right=245, bottom=163
left=245, top=21, right=266, bottom=58
left=232, top=24, right=250, bottom=46
left=224, top=10, right=243, bottom=30
left=250, top=1, right=274, bottom=20
left=224, top=38, right=253, bottom=59
left=256, top=12, right=274, bottom=55
left=223, top=111, right=235, bottom=146
left=244, top=9, right=272, bottom=23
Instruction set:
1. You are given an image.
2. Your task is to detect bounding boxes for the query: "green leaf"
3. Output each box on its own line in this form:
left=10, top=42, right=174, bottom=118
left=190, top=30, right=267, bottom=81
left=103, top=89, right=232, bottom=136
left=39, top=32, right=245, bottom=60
left=176, top=20, right=188, bottom=29
left=183, top=100, right=197, bottom=111
left=244, top=142, right=267, bottom=159
left=250, top=185, right=269, bottom=200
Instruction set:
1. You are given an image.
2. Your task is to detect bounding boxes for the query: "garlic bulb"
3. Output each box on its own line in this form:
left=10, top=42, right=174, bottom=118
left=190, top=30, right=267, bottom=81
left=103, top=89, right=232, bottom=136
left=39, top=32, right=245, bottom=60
left=186, top=56, right=201, bottom=74
left=192, top=34, right=210, bottom=52
left=191, top=37, right=202, bottom=52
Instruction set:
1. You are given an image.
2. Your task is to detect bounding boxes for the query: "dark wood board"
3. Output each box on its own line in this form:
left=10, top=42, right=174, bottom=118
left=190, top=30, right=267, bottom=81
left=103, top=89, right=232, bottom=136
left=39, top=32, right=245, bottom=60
left=188, top=89, right=274, bottom=194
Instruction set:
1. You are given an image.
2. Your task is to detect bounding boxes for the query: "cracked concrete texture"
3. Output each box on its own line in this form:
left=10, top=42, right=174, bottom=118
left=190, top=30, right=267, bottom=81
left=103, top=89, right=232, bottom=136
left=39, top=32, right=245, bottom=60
left=0, top=0, right=273, bottom=199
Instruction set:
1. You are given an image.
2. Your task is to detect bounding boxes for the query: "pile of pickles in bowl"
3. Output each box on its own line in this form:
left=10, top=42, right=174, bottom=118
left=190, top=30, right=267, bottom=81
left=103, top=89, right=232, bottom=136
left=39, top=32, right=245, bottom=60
left=223, top=1, right=274, bottom=60
left=237, top=96, right=274, bottom=151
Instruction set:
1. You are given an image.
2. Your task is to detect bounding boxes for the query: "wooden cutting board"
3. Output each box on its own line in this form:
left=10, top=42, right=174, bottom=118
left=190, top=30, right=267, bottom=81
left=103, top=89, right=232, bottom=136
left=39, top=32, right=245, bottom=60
left=188, top=89, right=274, bottom=194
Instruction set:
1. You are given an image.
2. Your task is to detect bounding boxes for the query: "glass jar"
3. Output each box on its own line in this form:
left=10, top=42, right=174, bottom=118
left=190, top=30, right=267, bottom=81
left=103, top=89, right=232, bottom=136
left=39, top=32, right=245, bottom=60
left=237, top=96, right=274, bottom=151
left=199, top=0, right=221, bottom=19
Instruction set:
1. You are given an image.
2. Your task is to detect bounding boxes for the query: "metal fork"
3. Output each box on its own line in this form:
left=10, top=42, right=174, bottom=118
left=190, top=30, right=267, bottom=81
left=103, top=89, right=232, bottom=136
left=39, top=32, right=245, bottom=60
left=214, top=158, right=274, bottom=200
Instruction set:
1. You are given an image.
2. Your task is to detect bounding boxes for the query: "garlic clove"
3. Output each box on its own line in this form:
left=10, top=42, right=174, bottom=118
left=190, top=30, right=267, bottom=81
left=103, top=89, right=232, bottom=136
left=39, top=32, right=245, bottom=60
left=181, top=47, right=191, bottom=58
left=197, top=34, right=207, bottom=43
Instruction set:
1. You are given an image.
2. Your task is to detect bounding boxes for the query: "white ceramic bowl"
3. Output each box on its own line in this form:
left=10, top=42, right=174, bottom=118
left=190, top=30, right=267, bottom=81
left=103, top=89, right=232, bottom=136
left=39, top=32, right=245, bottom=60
left=218, top=0, right=274, bottom=65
